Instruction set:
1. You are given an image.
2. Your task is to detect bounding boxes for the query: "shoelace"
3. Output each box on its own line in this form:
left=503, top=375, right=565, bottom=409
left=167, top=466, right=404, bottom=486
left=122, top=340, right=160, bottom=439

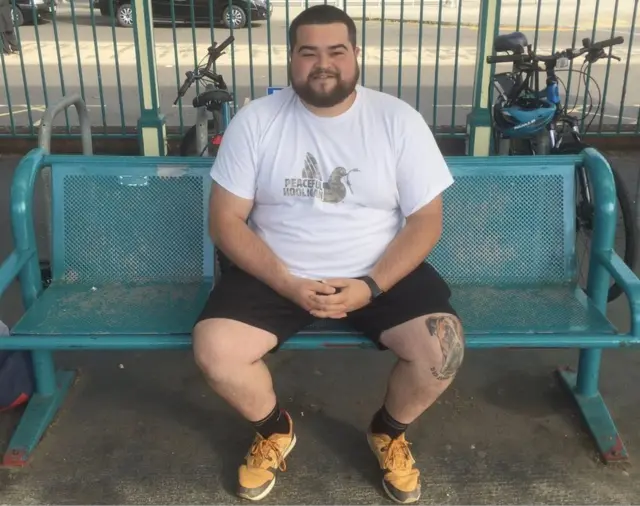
left=250, top=436, right=287, bottom=471
left=382, top=438, right=414, bottom=472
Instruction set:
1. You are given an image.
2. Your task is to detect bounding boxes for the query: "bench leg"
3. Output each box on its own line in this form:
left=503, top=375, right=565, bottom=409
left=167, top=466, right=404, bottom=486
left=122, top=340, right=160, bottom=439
left=2, top=351, right=75, bottom=467
left=557, top=349, right=628, bottom=463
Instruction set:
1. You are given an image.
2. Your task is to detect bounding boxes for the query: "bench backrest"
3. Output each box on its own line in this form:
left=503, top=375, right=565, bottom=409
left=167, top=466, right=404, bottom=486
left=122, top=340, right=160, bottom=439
left=48, top=157, right=214, bottom=284
left=45, top=154, right=580, bottom=286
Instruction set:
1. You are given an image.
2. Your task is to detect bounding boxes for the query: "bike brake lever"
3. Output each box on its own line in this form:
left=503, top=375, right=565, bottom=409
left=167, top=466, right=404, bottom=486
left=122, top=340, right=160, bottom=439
left=611, top=55, right=621, bottom=61
left=585, top=48, right=605, bottom=64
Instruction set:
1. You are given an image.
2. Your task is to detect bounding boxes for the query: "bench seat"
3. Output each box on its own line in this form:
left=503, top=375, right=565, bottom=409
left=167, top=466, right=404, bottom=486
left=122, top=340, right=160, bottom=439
left=10, top=281, right=614, bottom=345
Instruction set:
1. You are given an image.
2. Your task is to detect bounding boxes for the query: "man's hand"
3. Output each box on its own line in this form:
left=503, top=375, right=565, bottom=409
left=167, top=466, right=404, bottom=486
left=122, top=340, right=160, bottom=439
left=278, top=276, right=346, bottom=316
left=308, top=278, right=372, bottom=318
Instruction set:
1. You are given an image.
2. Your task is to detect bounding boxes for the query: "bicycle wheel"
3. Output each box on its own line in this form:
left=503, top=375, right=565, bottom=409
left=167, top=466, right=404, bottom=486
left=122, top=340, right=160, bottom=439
left=558, top=141, right=636, bottom=302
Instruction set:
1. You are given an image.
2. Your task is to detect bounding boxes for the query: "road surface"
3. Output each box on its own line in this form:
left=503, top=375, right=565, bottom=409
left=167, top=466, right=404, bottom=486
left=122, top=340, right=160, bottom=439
left=1, top=3, right=638, bottom=133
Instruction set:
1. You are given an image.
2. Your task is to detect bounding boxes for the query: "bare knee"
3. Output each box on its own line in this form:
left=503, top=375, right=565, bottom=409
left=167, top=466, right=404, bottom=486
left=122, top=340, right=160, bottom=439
left=192, top=319, right=277, bottom=382
left=383, top=313, right=465, bottom=381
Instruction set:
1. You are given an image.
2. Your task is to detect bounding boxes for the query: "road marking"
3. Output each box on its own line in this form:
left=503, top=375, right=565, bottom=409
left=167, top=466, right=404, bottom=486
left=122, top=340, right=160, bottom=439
left=0, top=108, right=33, bottom=118
left=0, top=104, right=105, bottom=125
left=4, top=41, right=640, bottom=68
left=0, top=42, right=478, bottom=67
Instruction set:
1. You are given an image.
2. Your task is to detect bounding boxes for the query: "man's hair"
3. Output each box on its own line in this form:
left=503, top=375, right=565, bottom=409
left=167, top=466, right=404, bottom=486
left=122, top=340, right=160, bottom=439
left=288, top=5, right=357, bottom=50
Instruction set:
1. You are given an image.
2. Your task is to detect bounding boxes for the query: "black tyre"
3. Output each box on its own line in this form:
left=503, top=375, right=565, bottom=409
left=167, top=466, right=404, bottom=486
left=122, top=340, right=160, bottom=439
left=116, top=3, right=133, bottom=27
left=12, top=6, right=24, bottom=26
left=179, top=119, right=221, bottom=157
left=560, top=141, right=636, bottom=303
left=222, top=5, right=247, bottom=29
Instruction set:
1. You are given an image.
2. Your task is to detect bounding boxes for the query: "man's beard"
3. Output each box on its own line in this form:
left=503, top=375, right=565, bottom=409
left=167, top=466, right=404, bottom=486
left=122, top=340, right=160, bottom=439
left=290, top=64, right=360, bottom=108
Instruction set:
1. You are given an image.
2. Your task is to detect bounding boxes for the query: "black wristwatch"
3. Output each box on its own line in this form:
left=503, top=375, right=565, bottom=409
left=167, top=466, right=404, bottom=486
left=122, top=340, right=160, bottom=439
left=357, top=275, right=384, bottom=300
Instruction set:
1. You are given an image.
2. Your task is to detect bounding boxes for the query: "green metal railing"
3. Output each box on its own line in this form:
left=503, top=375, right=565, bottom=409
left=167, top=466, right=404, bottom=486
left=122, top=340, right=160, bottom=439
left=0, top=0, right=638, bottom=141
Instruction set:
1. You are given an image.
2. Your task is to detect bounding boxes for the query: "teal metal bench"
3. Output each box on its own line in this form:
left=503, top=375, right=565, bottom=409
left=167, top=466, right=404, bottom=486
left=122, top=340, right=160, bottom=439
left=1, top=147, right=639, bottom=468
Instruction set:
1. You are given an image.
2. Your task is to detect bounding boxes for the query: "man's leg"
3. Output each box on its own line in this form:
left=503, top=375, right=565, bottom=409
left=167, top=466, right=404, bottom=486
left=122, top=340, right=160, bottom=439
left=192, top=267, right=314, bottom=501
left=348, top=263, right=464, bottom=504
left=378, top=312, right=464, bottom=427
left=193, top=318, right=281, bottom=424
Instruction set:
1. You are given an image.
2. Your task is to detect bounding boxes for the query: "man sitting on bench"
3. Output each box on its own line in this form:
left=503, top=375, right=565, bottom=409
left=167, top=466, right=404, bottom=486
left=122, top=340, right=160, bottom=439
left=192, top=4, right=465, bottom=504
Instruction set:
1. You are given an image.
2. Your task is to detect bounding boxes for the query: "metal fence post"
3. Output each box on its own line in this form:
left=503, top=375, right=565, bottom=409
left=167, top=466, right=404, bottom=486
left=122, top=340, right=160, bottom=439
left=132, top=0, right=167, bottom=156
left=466, top=0, right=500, bottom=156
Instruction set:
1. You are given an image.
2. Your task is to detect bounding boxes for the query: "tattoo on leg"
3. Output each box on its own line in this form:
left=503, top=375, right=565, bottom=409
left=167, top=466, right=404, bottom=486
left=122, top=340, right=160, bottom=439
left=425, top=315, right=464, bottom=381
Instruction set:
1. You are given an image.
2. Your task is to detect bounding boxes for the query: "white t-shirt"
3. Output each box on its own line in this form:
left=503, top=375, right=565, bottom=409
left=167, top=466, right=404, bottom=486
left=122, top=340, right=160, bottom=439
left=210, top=85, right=454, bottom=280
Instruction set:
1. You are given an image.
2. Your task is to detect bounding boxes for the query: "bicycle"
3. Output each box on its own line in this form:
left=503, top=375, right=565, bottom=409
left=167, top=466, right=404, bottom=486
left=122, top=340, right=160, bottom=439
left=175, top=35, right=236, bottom=157
left=486, top=33, right=636, bottom=303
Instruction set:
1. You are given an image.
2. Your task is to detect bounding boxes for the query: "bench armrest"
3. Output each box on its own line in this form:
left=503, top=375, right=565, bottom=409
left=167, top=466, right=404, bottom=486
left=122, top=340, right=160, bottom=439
left=0, top=250, right=37, bottom=297
left=595, top=251, right=640, bottom=337
left=4, top=148, right=49, bottom=308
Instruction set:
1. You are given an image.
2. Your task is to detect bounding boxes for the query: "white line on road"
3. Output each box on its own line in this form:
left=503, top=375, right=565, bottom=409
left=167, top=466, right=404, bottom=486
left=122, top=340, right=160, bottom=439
left=5, top=41, right=640, bottom=68
left=0, top=42, right=497, bottom=67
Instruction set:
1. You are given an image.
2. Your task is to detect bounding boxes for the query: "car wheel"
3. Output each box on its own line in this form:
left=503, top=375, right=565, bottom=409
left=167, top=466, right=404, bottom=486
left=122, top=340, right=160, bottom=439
left=116, top=3, right=134, bottom=27
left=11, top=6, right=25, bottom=27
left=222, top=5, right=247, bottom=29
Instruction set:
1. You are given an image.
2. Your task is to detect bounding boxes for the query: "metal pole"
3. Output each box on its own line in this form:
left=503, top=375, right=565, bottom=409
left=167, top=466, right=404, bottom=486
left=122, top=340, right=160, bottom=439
left=37, top=93, right=94, bottom=279
left=466, top=0, right=501, bottom=155
left=132, top=0, right=167, bottom=156
left=38, top=92, right=93, bottom=155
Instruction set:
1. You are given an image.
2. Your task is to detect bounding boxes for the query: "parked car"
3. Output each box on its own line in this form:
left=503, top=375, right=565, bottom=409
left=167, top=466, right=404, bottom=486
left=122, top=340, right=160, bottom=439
left=93, top=0, right=271, bottom=29
left=12, top=0, right=58, bottom=26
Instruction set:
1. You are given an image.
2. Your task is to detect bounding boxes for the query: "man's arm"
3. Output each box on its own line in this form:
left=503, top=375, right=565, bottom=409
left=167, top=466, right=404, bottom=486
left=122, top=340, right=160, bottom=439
left=368, top=107, right=453, bottom=292
left=368, top=195, right=443, bottom=292
left=207, top=104, right=293, bottom=294
left=209, top=183, right=292, bottom=295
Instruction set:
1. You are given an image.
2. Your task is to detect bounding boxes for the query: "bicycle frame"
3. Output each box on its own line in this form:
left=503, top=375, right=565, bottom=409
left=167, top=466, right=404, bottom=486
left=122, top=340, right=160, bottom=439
left=193, top=87, right=233, bottom=156
left=174, top=35, right=236, bottom=157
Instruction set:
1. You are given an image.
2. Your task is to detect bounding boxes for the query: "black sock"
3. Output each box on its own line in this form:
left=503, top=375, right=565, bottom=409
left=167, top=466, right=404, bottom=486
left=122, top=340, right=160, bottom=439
left=370, top=405, right=408, bottom=439
left=251, top=403, right=290, bottom=438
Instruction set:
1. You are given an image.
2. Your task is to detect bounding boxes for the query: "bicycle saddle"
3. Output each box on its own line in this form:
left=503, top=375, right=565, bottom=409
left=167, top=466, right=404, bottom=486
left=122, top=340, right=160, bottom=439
left=192, top=89, right=233, bottom=108
left=494, top=32, right=528, bottom=53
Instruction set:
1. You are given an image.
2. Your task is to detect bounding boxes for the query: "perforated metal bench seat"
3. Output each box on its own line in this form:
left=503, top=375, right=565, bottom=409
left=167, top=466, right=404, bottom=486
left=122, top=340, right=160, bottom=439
left=10, top=281, right=614, bottom=349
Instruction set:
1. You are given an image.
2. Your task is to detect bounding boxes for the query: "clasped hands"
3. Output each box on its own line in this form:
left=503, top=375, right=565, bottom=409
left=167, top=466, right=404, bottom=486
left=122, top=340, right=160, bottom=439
left=279, top=275, right=373, bottom=319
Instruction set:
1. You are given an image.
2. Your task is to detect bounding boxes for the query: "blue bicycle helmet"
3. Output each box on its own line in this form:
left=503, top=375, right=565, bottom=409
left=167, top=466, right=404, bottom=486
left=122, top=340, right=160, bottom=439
left=493, top=97, right=557, bottom=138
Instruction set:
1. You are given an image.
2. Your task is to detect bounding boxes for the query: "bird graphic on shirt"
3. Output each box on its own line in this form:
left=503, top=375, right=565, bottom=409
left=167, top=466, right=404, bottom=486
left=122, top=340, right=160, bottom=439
left=302, top=152, right=360, bottom=204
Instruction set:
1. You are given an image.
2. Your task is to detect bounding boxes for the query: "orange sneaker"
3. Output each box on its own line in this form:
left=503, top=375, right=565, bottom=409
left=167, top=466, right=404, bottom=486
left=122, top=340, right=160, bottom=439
left=367, top=430, right=421, bottom=504
left=237, top=411, right=296, bottom=501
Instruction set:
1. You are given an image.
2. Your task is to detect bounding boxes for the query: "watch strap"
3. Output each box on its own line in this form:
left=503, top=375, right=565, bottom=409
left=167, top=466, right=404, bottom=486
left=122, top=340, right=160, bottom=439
left=357, top=275, right=383, bottom=300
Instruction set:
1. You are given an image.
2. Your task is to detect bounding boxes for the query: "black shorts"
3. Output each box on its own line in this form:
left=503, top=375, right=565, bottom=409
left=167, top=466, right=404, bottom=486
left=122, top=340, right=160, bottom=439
left=195, top=262, right=457, bottom=350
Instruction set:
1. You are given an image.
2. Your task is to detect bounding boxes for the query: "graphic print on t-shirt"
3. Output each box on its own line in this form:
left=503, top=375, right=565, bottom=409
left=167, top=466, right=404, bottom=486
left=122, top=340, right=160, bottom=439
left=282, top=152, right=361, bottom=204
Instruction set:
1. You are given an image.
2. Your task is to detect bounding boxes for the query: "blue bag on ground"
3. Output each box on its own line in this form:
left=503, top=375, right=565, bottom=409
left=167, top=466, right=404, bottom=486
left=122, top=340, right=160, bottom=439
left=0, top=320, right=33, bottom=411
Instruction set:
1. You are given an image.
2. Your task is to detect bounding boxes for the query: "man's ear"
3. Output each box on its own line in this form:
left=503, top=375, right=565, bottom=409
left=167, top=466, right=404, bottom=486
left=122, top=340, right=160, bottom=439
left=354, top=46, right=361, bottom=59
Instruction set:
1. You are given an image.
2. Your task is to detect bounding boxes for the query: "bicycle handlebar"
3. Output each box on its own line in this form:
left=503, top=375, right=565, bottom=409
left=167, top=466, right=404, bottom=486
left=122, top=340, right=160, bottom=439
left=590, top=36, right=624, bottom=50
left=212, top=35, right=234, bottom=58
left=486, top=35, right=624, bottom=65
